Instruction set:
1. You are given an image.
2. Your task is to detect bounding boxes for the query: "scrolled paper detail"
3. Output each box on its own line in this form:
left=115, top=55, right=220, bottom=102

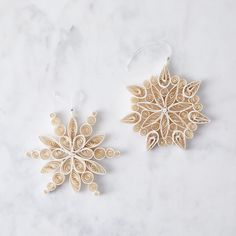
left=27, top=111, right=120, bottom=195
left=122, top=65, right=210, bottom=151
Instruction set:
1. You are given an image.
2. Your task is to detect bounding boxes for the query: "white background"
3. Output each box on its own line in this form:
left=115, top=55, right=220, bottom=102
left=0, top=0, right=236, bottom=235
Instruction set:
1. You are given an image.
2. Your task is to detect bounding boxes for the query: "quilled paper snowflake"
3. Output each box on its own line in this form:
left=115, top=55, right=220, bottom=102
left=122, top=65, right=210, bottom=150
left=26, top=111, right=120, bottom=195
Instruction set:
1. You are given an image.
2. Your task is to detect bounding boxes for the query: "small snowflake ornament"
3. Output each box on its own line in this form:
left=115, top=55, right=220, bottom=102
left=27, top=111, right=120, bottom=195
left=122, top=65, right=210, bottom=150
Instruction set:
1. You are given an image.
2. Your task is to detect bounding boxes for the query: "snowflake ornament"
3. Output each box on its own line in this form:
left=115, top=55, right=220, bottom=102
left=27, top=111, right=120, bottom=195
left=122, top=65, right=210, bottom=150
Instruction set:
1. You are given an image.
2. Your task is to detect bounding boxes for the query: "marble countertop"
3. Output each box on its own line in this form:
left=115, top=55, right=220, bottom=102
left=0, top=0, right=236, bottom=235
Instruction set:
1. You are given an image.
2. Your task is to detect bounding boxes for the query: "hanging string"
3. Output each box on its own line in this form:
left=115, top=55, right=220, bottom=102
left=52, top=89, right=86, bottom=114
left=126, top=41, right=172, bottom=71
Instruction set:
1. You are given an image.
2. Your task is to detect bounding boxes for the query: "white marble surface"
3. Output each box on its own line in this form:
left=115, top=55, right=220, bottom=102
left=0, top=0, right=236, bottom=235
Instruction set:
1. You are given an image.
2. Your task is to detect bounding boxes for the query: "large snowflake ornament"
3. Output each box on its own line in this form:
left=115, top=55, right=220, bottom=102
left=122, top=65, right=210, bottom=150
left=27, top=111, right=120, bottom=195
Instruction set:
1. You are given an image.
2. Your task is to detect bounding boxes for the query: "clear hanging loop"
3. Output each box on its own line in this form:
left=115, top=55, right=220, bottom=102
left=126, top=41, right=172, bottom=78
left=53, top=89, right=86, bottom=114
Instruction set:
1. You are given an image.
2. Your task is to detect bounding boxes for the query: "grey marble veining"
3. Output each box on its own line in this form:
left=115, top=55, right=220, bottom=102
left=0, top=0, right=236, bottom=235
